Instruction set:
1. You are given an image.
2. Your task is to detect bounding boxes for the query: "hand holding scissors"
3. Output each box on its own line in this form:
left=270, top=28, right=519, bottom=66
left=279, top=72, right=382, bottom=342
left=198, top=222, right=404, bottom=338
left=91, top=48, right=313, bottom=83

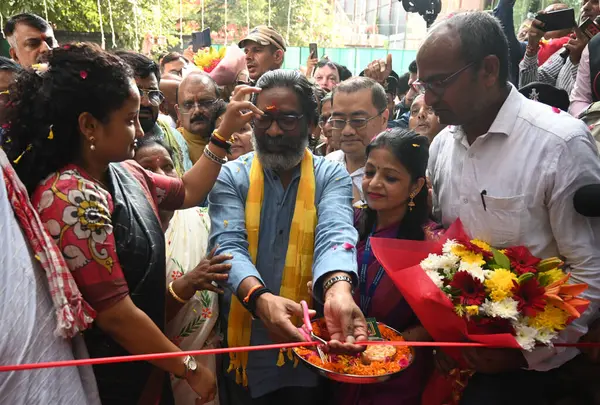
left=298, top=300, right=329, bottom=363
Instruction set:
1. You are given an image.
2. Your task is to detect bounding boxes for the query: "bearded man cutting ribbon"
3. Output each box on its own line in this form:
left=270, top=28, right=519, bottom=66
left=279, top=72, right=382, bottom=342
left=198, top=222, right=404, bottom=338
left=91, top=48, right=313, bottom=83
left=208, top=71, right=368, bottom=404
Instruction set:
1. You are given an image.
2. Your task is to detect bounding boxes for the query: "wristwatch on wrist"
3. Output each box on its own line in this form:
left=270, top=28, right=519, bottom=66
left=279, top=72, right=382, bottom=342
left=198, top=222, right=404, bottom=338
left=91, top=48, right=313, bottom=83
left=179, top=355, right=198, bottom=379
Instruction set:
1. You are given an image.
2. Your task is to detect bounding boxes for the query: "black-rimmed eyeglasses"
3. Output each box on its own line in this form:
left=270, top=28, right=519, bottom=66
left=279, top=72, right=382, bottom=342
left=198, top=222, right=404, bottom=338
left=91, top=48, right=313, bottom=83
left=412, top=62, right=475, bottom=95
left=252, top=114, right=305, bottom=131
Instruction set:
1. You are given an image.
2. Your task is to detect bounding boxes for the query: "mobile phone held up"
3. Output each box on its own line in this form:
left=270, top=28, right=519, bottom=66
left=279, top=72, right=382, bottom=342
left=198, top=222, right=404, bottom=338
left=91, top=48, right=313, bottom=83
left=309, top=43, right=318, bottom=60
left=535, top=8, right=576, bottom=32
left=192, top=28, right=212, bottom=52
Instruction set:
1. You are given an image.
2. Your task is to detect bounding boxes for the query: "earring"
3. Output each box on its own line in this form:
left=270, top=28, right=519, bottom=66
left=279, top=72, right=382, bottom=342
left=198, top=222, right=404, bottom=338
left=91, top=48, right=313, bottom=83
left=89, top=137, right=95, bottom=151
left=408, top=193, right=416, bottom=211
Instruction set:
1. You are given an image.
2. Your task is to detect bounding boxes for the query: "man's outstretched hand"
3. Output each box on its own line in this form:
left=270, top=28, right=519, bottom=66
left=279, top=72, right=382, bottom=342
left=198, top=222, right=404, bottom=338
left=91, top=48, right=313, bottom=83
left=323, top=275, right=368, bottom=353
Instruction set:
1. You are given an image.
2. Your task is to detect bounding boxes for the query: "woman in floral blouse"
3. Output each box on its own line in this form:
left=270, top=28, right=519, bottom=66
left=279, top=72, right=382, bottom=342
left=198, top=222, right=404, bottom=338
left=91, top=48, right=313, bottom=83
left=1, top=43, right=262, bottom=405
left=135, top=136, right=223, bottom=405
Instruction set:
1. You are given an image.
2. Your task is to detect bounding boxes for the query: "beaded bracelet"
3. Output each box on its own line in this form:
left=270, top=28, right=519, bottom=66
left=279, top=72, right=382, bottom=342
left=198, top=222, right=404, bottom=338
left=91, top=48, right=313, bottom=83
left=204, top=145, right=227, bottom=165
left=323, top=275, right=353, bottom=296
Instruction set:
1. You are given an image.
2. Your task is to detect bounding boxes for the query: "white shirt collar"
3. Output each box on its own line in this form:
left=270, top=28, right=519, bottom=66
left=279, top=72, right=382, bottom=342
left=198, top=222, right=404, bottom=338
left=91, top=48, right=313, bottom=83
left=449, top=85, right=522, bottom=141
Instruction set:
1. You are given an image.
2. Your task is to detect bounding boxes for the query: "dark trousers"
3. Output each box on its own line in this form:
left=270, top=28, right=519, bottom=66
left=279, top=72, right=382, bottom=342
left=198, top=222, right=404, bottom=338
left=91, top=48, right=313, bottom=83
left=460, top=355, right=600, bottom=405
left=219, top=374, right=327, bottom=405
left=459, top=369, right=555, bottom=405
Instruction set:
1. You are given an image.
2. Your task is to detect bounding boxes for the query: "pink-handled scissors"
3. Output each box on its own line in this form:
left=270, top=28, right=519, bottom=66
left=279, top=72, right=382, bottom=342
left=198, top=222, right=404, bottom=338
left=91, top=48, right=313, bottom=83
left=298, top=300, right=329, bottom=363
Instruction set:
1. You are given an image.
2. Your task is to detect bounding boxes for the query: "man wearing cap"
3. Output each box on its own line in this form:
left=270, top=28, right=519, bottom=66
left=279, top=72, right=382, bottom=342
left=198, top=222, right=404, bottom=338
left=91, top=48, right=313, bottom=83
left=239, top=25, right=286, bottom=83
left=518, top=81, right=570, bottom=112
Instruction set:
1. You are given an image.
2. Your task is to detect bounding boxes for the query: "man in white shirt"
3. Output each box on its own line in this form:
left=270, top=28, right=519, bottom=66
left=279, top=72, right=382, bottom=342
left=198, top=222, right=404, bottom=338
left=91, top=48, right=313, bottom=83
left=418, top=11, right=600, bottom=404
left=327, top=77, right=389, bottom=206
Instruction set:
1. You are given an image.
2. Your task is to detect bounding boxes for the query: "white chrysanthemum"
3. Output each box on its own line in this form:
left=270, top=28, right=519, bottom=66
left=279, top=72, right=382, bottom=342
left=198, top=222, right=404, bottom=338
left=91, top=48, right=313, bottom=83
left=442, top=239, right=459, bottom=254
left=514, top=322, right=538, bottom=351
left=535, top=328, right=558, bottom=346
left=458, top=261, right=485, bottom=282
left=426, top=269, right=444, bottom=289
left=439, top=254, right=459, bottom=275
left=421, top=253, right=459, bottom=277
left=480, top=298, right=519, bottom=320
left=421, top=253, right=445, bottom=272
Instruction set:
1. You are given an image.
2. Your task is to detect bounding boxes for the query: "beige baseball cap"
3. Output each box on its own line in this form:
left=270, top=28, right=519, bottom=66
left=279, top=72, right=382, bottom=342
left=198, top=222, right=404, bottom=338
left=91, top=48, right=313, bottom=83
left=238, top=25, right=287, bottom=51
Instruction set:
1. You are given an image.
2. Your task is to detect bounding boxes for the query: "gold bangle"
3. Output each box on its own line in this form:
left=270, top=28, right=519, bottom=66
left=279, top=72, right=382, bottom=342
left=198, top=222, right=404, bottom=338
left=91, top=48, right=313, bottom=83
left=168, top=281, right=189, bottom=304
left=212, top=130, right=229, bottom=143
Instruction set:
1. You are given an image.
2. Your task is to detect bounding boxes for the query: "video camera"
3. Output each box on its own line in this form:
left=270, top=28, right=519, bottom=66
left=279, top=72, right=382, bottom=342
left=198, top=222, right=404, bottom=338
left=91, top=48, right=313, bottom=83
left=401, top=0, right=442, bottom=28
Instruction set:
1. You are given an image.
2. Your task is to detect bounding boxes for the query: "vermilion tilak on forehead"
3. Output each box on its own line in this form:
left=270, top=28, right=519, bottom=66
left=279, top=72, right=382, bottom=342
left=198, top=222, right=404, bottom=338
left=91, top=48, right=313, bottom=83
left=265, top=105, right=277, bottom=112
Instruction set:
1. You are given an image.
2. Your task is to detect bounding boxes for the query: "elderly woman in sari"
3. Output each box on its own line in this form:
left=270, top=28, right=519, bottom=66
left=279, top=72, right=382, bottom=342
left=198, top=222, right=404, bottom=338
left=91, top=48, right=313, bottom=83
left=2, top=43, right=262, bottom=405
left=135, top=136, right=221, bottom=405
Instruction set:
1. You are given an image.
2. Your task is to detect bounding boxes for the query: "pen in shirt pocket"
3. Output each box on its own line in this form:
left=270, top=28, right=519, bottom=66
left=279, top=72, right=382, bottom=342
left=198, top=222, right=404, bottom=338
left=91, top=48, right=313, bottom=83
left=480, top=190, right=487, bottom=211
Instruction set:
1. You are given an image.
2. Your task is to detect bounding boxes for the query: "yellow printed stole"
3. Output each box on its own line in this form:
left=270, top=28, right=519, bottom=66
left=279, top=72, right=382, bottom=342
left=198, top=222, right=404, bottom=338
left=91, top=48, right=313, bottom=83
left=227, top=149, right=317, bottom=386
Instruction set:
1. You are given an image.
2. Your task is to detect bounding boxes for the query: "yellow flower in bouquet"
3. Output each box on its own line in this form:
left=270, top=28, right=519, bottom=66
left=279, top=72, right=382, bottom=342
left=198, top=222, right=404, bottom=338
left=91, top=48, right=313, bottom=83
left=466, top=305, right=479, bottom=316
left=538, top=268, right=566, bottom=286
left=471, top=239, right=491, bottom=252
left=528, top=304, right=570, bottom=331
left=485, top=268, right=517, bottom=302
left=449, top=244, right=468, bottom=257
left=460, top=251, right=485, bottom=266
left=193, top=47, right=226, bottom=73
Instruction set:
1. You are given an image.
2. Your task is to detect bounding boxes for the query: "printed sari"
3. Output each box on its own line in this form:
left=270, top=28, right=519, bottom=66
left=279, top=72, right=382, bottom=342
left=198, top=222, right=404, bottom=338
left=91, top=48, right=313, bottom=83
left=164, top=207, right=220, bottom=405
left=33, top=160, right=185, bottom=405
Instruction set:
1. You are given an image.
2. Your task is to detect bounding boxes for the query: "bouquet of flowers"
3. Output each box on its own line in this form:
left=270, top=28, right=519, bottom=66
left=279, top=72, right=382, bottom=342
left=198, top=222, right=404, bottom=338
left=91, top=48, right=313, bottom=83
left=192, top=45, right=246, bottom=86
left=193, top=47, right=226, bottom=73
left=370, top=219, right=590, bottom=404
left=422, top=237, right=589, bottom=351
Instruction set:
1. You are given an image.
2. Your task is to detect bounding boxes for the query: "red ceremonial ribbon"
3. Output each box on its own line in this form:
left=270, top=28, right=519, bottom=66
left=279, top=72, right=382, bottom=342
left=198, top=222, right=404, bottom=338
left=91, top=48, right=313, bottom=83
left=1, top=340, right=599, bottom=373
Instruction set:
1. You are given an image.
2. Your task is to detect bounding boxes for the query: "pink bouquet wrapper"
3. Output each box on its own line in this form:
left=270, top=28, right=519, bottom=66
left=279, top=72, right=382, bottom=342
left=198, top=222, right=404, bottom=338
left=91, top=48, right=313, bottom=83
left=208, top=45, right=246, bottom=86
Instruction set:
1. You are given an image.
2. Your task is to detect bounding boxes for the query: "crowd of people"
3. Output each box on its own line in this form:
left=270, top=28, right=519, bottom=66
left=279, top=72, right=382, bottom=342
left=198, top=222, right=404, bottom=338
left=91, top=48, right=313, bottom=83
left=2, top=4, right=600, bottom=405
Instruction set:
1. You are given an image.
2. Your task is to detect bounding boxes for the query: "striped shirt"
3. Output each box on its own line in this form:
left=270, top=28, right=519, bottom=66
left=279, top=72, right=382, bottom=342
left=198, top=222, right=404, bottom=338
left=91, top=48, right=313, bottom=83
left=519, top=48, right=579, bottom=93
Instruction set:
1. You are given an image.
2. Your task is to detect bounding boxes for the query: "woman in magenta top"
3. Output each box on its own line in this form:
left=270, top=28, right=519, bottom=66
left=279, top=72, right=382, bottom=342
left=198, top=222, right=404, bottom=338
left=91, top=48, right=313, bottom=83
left=336, top=128, right=441, bottom=405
